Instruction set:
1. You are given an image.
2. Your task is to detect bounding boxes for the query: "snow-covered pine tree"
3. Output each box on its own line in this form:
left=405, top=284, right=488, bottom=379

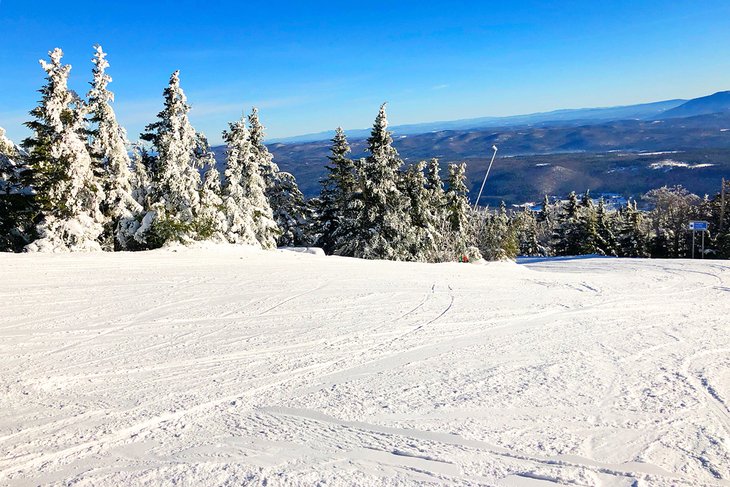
left=537, top=194, right=552, bottom=224
left=552, top=191, right=581, bottom=255
left=0, top=128, right=33, bottom=251
left=196, top=137, right=226, bottom=241
left=711, top=179, right=730, bottom=258
left=574, top=200, right=606, bottom=255
left=248, top=107, right=279, bottom=192
left=248, top=108, right=310, bottom=247
left=269, top=171, right=311, bottom=246
left=129, top=143, right=152, bottom=209
left=401, top=161, right=438, bottom=261
left=86, top=45, right=141, bottom=250
left=221, top=116, right=259, bottom=246
left=23, top=48, right=103, bottom=252
left=335, top=103, right=412, bottom=260
left=616, top=199, right=649, bottom=257
left=596, top=198, right=618, bottom=256
left=138, top=70, right=204, bottom=247
left=222, top=115, right=278, bottom=248
left=444, top=162, right=472, bottom=258
left=316, top=127, right=355, bottom=254
left=514, top=206, right=542, bottom=256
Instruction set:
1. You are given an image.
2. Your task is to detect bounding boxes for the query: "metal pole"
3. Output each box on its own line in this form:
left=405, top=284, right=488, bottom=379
left=701, top=231, right=705, bottom=259
left=474, top=145, right=498, bottom=210
left=692, top=231, right=695, bottom=259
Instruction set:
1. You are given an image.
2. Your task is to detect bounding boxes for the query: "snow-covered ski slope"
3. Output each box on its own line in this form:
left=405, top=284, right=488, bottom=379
left=1, top=247, right=729, bottom=486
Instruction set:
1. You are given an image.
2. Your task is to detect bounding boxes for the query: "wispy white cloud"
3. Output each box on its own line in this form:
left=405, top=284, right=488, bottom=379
left=432, top=84, right=449, bottom=90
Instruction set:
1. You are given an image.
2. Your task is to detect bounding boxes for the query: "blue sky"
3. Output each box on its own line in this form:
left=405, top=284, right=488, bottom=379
left=1, top=1, right=730, bottom=145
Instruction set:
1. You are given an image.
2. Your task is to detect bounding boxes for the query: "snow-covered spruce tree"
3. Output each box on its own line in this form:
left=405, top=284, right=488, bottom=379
left=474, top=202, right=517, bottom=261
left=551, top=191, right=581, bottom=256
left=513, top=206, right=542, bottom=256
left=23, top=48, right=103, bottom=252
left=196, top=136, right=226, bottom=241
left=444, top=162, right=472, bottom=258
left=315, top=127, right=356, bottom=254
left=573, top=199, right=606, bottom=255
left=401, top=161, right=439, bottom=261
left=536, top=195, right=555, bottom=255
left=335, top=103, right=413, bottom=260
left=0, top=128, right=33, bottom=251
left=129, top=143, right=152, bottom=209
left=423, top=158, right=447, bottom=258
left=248, top=108, right=310, bottom=247
left=138, top=70, right=204, bottom=247
left=616, top=199, right=649, bottom=257
left=269, top=171, right=311, bottom=246
left=86, top=45, right=141, bottom=250
left=595, top=198, right=618, bottom=256
left=709, top=179, right=730, bottom=258
left=644, top=185, right=699, bottom=258
left=222, top=115, right=279, bottom=248
left=220, top=116, right=260, bottom=246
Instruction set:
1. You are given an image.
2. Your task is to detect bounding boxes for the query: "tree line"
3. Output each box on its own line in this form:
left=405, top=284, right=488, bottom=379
left=2, top=46, right=729, bottom=260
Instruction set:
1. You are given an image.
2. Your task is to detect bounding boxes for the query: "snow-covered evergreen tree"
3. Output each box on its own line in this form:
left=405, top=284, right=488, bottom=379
left=248, top=108, right=309, bottom=247
left=401, top=161, right=438, bottom=261
left=595, top=198, right=618, bottom=256
left=86, top=45, right=141, bottom=250
left=444, top=162, right=471, bottom=255
left=316, top=127, right=355, bottom=254
left=616, top=199, right=649, bottom=257
left=23, top=48, right=103, bottom=252
left=335, top=103, right=412, bottom=260
left=138, top=70, right=204, bottom=247
left=478, top=202, right=517, bottom=260
left=514, top=207, right=542, bottom=256
left=0, top=128, right=33, bottom=251
left=221, top=117, right=259, bottom=246
left=552, top=191, right=581, bottom=255
left=221, top=115, right=278, bottom=248
left=196, top=139, right=226, bottom=241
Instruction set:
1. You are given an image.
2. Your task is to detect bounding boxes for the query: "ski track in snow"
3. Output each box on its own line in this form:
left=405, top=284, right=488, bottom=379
left=0, top=247, right=729, bottom=486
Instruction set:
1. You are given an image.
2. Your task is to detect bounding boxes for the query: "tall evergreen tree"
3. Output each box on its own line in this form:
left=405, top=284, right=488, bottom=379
left=23, top=48, right=102, bottom=252
left=537, top=194, right=552, bottom=224
left=221, top=116, right=259, bottom=246
left=196, top=138, right=226, bottom=241
left=86, top=45, right=140, bottom=250
left=0, top=128, right=33, bottom=251
left=248, top=108, right=309, bottom=247
left=616, top=199, right=649, bottom=257
left=552, top=191, right=582, bottom=255
left=444, top=162, right=472, bottom=257
left=316, top=127, right=355, bottom=254
left=138, top=70, right=204, bottom=246
left=514, top=207, right=541, bottom=256
left=595, top=198, right=618, bottom=256
left=402, top=161, right=438, bottom=261
left=226, top=116, right=281, bottom=249
left=335, top=103, right=411, bottom=260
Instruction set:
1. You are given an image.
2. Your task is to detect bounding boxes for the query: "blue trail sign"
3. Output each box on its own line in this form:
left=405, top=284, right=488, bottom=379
left=689, top=221, right=709, bottom=231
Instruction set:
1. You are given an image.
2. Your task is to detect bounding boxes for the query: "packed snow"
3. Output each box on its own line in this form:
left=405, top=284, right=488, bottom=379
left=1, top=246, right=729, bottom=486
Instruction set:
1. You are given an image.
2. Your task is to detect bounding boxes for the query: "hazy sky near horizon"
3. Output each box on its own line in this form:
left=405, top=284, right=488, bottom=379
left=1, top=0, right=730, bottom=145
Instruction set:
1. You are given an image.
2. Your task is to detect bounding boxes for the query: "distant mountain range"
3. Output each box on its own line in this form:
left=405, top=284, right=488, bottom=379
left=270, top=91, right=730, bottom=144
left=214, top=91, right=730, bottom=206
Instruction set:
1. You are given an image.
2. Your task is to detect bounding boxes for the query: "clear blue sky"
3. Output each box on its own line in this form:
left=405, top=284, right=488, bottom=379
left=1, top=1, right=730, bottom=145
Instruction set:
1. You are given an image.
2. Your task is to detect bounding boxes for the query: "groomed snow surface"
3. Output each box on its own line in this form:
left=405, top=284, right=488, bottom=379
left=1, top=246, right=729, bottom=486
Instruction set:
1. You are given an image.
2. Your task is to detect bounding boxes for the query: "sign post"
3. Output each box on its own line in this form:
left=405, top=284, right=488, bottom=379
left=688, top=221, right=709, bottom=258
